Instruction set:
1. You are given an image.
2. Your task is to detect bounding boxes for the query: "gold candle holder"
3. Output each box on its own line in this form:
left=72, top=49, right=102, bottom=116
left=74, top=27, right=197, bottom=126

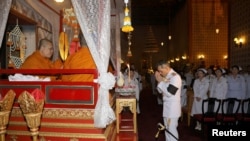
left=24, top=113, right=42, bottom=141
left=0, top=111, right=10, bottom=141
left=0, top=90, right=16, bottom=141
left=18, top=90, right=44, bottom=141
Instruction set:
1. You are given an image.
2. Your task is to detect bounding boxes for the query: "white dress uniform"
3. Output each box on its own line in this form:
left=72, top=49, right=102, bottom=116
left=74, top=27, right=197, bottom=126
left=184, top=71, right=194, bottom=88
left=181, top=79, right=187, bottom=107
left=191, top=77, right=209, bottom=116
left=245, top=74, right=250, bottom=99
left=226, top=74, right=246, bottom=100
left=206, top=74, right=216, bottom=93
left=157, top=69, right=182, bottom=141
left=210, top=76, right=228, bottom=113
left=133, top=71, right=143, bottom=92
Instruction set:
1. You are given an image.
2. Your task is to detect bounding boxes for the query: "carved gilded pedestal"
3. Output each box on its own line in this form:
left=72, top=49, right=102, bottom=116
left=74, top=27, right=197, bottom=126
left=116, top=93, right=137, bottom=133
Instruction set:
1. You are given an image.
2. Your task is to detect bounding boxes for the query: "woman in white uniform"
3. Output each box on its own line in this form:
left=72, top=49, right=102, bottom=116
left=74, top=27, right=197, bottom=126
left=226, top=65, right=246, bottom=114
left=181, top=76, right=187, bottom=107
left=210, top=68, right=228, bottom=113
left=226, top=65, right=246, bottom=100
left=191, top=68, right=209, bottom=131
left=245, top=74, right=250, bottom=99
left=206, top=67, right=216, bottom=96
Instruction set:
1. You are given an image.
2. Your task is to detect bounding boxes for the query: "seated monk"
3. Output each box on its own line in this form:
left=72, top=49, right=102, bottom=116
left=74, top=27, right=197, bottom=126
left=61, top=46, right=97, bottom=82
left=20, top=38, right=63, bottom=80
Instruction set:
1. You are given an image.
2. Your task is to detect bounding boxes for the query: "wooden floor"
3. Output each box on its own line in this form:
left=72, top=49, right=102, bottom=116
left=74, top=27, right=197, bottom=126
left=116, top=132, right=138, bottom=141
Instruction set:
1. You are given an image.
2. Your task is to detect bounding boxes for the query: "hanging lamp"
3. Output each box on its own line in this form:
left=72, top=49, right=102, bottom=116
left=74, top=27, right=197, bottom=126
left=127, top=32, right=132, bottom=57
left=122, top=0, right=134, bottom=33
left=127, top=47, right=132, bottom=57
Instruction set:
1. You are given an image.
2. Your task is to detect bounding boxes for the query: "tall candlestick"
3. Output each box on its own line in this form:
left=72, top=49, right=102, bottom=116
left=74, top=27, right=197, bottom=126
left=127, top=64, right=130, bottom=83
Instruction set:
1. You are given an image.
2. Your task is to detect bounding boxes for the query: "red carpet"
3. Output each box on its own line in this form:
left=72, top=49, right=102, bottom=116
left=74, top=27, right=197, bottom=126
left=137, top=87, right=203, bottom=141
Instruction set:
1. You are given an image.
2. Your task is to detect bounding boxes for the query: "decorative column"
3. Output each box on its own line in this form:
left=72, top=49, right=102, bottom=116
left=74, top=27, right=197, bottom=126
left=0, top=90, right=16, bottom=141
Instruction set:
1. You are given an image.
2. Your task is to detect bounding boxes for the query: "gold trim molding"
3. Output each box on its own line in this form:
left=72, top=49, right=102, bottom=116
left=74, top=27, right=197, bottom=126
left=7, top=130, right=106, bottom=139
left=9, top=121, right=94, bottom=128
left=11, top=107, right=94, bottom=119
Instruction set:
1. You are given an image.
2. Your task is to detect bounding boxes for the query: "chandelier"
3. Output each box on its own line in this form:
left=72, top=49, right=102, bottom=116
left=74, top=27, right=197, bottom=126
left=122, top=0, right=134, bottom=33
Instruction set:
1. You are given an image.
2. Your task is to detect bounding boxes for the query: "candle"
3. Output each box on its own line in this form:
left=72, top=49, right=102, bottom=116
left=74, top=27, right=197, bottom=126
left=127, top=64, right=130, bottom=83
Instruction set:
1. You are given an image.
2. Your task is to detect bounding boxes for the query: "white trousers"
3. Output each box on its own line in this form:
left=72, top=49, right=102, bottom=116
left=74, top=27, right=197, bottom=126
left=163, top=117, right=179, bottom=141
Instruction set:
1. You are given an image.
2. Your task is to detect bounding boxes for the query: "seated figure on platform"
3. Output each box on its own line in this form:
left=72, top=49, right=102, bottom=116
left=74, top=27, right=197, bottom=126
left=21, top=38, right=63, bottom=69
left=20, top=38, right=63, bottom=80
left=61, top=46, right=97, bottom=82
left=20, top=38, right=96, bottom=82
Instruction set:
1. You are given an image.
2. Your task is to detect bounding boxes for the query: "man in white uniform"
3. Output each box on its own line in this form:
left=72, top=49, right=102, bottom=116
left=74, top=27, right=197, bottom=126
left=155, top=60, right=182, bottom=141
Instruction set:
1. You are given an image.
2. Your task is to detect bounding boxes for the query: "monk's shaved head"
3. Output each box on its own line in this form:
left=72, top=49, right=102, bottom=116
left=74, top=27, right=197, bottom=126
left=38, top=38, right=54, bottom=59
left=38, top=38, right=52, bottom=49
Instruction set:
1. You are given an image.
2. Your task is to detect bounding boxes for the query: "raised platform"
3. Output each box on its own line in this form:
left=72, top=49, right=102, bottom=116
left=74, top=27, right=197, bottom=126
left=0, top=69, right=117, bottom=141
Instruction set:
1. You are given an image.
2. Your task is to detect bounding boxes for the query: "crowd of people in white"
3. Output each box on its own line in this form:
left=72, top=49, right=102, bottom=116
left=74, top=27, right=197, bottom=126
left=149, top=64, right=250, bottom=131
left=188, top=65, right=250, bottom=130
left=118, top=62, right=250, bottom=132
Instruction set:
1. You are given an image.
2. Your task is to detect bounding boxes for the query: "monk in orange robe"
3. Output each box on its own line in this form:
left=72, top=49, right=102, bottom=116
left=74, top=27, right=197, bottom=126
left=20, top=38, right=63, bottom=80
left=62, top=46, right=97, bottom=82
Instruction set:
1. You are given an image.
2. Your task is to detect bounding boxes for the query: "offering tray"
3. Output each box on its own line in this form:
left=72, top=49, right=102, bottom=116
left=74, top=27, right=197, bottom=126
left=115, top=87, right=135, bottom=96
left=115, top=88, right=135, bottom=93
left=118, top=92, right=135, bottom=96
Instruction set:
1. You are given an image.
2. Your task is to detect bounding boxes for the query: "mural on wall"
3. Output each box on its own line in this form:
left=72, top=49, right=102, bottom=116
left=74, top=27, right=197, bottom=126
left=11, top=0, right=52, bottom=45
left=37, top=26, right=52, bottom=46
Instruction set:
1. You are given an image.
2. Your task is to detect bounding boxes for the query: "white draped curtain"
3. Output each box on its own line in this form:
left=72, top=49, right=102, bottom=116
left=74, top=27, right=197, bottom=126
left=0, top=0, right=12, bottom=48
left=71, top=0, right=116, bottom=128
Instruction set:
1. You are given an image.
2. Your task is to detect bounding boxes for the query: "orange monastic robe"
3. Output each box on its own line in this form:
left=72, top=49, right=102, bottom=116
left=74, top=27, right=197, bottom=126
left=20, top=51, right=63, bottom=80
left=21, top=51, right=52, bottom=69
left=62, top=46, right=97, bottom=81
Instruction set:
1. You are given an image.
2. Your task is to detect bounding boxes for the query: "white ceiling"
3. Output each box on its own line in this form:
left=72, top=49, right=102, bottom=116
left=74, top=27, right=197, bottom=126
left=40, top=0, right=72, bottom=14
left=39, top=0, right=126, bottom=29
left=40, top=0, right=124, bottom=15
